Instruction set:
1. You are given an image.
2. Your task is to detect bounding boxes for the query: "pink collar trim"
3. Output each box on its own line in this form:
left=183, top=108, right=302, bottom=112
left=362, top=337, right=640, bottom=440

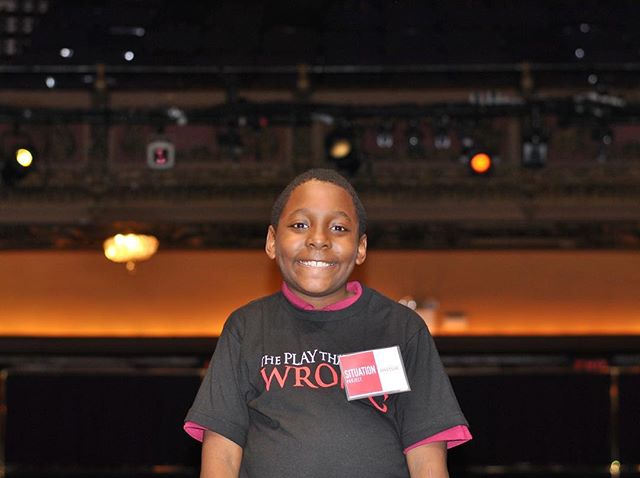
left=282, top=281, right=362, bottom=311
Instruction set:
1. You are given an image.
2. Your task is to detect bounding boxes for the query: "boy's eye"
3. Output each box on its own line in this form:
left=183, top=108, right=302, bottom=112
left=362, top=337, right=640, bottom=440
left=290, top=222, right=308, bottom=229
left=331, top=225, right=348, bottom=232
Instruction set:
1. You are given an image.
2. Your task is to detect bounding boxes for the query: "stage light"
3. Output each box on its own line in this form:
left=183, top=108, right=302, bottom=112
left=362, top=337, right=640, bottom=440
left=15, top=147, right=33, bottom=167
left=522, top=133, right=548, bottom=169
left=375, top=123, right=394, bottom=149
left=166, top=106, right=188, bottom=126
left=325, top=127, right=354, bottom=160
left=592, top=126, right=614, bottom=162
left=407, top=127, right=421, bottom=148
left=406, top=121, right=424, bottom=156
left=330, top=138, right=351, bottom=158
left=593, top=127, right=613, bottom=146
left=460, top=134, right=474, bottom=151
left=434, top=130, right=452, bottom=150
left=146, top=140, right=175, bottom=170
left=468, top=152, right=493, bottom=175
left=580, top=23, right=591, bottom=33
left=325, top=126, right=360, bottom=176
left=433, top=116, right=452, bottom=150
left=1, top=129, right=36, bottom=186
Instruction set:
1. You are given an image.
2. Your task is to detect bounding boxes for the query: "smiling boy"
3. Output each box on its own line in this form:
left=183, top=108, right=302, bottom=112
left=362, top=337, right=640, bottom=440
left=265, top=177, right=367, bottom=309
left=184, top=168, right=471, bottom=478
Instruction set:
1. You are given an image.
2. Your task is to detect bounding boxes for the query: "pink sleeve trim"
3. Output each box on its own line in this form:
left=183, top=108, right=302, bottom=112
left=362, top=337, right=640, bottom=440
left=184, top=421, right=207, bottom=442
left=404, top=425, right=472, bottom=453
left=187, top=420, right=470, bottom=451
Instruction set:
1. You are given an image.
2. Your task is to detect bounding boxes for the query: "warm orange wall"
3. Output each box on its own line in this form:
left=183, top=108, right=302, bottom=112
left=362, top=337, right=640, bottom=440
left=360, top=251, right=640, bottom=335
left=1, top=250, right=639, bottom=336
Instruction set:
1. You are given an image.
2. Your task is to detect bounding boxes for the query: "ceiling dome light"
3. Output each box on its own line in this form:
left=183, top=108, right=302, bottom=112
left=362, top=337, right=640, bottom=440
left=103, top=233, right=159, bottom=271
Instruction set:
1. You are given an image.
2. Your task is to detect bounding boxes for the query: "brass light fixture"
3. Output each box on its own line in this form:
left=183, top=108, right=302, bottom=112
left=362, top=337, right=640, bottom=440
left=103, top=233, right=159, bottom=271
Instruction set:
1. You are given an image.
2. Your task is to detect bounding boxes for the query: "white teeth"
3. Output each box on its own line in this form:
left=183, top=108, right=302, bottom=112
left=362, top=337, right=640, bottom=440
left=299, top=260, right=333, bottom=268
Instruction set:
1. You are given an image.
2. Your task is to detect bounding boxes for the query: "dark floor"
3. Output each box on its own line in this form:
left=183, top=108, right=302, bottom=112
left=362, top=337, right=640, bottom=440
left=4, top=467, right=640, bottom=478
left=2, top=341, right=639, bottom=478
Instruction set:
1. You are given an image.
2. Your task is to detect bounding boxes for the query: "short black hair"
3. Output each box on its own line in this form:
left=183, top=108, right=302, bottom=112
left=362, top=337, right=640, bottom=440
left=270, top=168, right=367, bottom=236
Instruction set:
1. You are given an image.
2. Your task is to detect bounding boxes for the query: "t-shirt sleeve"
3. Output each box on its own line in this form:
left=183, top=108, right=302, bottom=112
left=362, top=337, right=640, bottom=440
left=396, top=324, right=469, bottom=449
left=183, top=315, right=250, bottom=448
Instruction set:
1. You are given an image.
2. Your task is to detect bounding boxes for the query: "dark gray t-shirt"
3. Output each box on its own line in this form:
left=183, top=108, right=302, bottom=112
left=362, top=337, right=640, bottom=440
left=185, top=286, right=468, bottom=478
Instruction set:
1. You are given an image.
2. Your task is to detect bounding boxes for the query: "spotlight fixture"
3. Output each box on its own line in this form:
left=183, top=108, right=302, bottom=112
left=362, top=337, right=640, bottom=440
left=434, top=130, right=452, bottom=151
left=375, top=122, right=394, bottom=149
left=146, top=139, right=175, bottom=170
left=592, top=126, right=613, bottom=163
left=592, top=126, right=613, bottom=146
left=459, top=132, right=474, bottom=157
left=324, top=126, right=360, bottom=176
left=522, top=132, right=548, bottom=169
left=457, top=126, right=493, bottom=176
left=468, top=151, right=494, bottom=176
left=166, top=106, right=188, bottom=126
left=433, top=116, right=452, bottom=151
left=406, top=121, right=424, bottom=156
left=1, top=128, right=36, bottom=186
left=522, top=107, right=548, bottom=169
left=15, top=147, right=34, bottom=168
left=325, top=127, right=354, bottom=160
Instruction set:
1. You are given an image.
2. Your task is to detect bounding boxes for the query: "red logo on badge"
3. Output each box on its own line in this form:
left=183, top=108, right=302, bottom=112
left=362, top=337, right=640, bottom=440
left=340, top=351, right=383, bottom=398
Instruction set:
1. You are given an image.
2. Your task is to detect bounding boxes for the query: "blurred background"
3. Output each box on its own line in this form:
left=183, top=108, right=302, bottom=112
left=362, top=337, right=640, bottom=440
left=1, top=0, right=639, bottom=477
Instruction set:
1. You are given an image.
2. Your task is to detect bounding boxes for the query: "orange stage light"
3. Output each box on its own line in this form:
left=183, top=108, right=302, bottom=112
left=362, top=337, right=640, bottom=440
left=469, top=152, right=493, bottom=175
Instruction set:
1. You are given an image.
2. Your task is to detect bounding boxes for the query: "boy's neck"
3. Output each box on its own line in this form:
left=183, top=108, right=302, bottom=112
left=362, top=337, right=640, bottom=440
left=282, top=281, right=362, bottom=311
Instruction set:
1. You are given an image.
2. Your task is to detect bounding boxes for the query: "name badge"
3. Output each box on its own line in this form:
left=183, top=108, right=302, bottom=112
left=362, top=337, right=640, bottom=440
left=339, top=346, right=411, bottom=401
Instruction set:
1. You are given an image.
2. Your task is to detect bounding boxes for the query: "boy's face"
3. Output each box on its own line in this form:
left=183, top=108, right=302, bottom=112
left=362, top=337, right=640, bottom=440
left=265, top=180, right=367, bottom=309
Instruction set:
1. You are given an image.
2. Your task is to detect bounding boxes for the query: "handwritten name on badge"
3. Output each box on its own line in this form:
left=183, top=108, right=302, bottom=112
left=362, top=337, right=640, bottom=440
left=339, top=346, right=410, bottom=401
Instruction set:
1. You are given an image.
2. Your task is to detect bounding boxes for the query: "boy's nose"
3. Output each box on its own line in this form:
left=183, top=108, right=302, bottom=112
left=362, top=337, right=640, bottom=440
left=306, top=228, right=329, bottom=248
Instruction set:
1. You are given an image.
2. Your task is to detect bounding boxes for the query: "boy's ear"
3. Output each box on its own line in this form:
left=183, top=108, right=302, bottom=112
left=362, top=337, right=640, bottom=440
left=265, top=225, right=277, bottom=260
left=355, top=234, right=367, bottom=265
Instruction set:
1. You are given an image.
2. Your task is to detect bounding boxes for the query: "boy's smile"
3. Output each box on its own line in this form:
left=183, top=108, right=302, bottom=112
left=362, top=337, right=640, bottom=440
left=265, top=180, right=367, bottom=309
